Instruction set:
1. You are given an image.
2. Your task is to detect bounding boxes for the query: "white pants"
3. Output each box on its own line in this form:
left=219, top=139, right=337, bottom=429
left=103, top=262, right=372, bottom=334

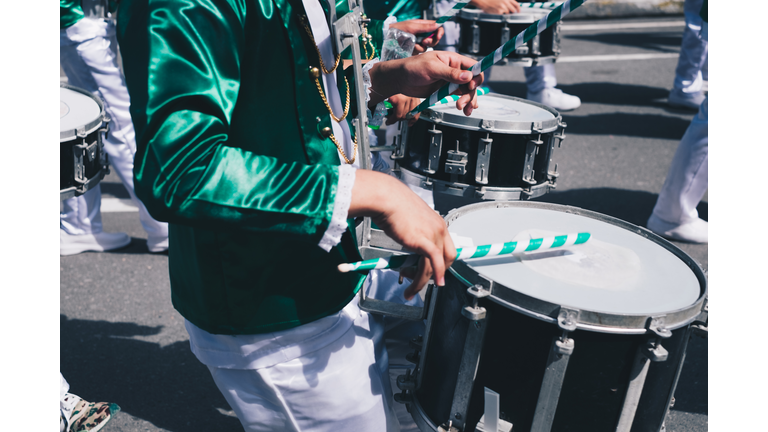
left=673, top=0, right=708, bottom=94
left=194, top=298, right=400, bottom=432
left=651, top=96, right=708, bottom=224
left=60, top=18, right=167, bottom=239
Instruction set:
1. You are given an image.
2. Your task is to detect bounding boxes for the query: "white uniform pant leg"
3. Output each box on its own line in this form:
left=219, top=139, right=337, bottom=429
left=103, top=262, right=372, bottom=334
left=60, top=19, right=168, bottom=240
left=673, top=0, right=708, bottom=94
left=61, top=185, right=103, bottom=235
left=205, top=309, right=399, bottom=432
left=524, top=63, right=557, bottom=94
left=434, top=0, right=460, bottom=52
left=652, top=95, right=708, bottom=224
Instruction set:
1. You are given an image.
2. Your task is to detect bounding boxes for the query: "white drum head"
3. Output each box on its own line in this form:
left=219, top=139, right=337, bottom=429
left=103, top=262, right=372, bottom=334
left=447, top=206, right=701, bottom=315
left=60, top=87, right=102, bottom=134
left=432, top=94, right=555, bottom=123
left=423, top=93, right=559, bottom=134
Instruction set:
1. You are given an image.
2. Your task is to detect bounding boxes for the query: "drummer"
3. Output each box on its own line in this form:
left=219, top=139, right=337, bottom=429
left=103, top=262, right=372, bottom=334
left=434, top=0, right=582, bottom=111
left=115, top=0, right=482, bottom=430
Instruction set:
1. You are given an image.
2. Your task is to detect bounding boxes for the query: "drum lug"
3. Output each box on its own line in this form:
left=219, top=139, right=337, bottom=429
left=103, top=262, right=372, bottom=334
left=426, top=127, right=443, bottom=174
left=692, top=299, right=708, bottom=338
left=557, top=307, right=579, bottom=332
left=392, top=121, right=408, bottom=160
left=481, top=119, right=495, bottom=131
left=648, top=316, right=673, bottom=339
left=475, top=136, right=493, bottom=185
left=462, top=305, right=487, bottom=321
left=471, top=22, right=481, bottom=55
left=396, top=368, right=417, bottom=392
left=643, top=339, right=669, bottom=363
left=523, top=137, right=543, bottom=188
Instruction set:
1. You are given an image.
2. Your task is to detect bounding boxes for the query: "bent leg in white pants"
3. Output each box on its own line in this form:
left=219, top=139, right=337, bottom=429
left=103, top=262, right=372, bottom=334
left=648, top=96, right=708, bottom=242
left=60, top=18, right=167, bottom=245
left=195, top=299, right=400, bottom=432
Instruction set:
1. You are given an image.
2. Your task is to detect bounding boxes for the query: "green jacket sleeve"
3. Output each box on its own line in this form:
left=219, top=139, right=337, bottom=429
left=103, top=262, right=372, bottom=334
left=117, top=0, right=340, bottom=241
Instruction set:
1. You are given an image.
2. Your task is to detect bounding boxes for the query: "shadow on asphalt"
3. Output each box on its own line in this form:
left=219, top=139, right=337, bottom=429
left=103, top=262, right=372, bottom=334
left=60, top=315, right=241, bottom=431
left=484, top=81, right=687, bottom=112
left=560, top=112, right=692, bottom=140
left=563, top=31, right=682, bottom=52
left=535, top=188, right=707, bottom=227
left=100, top=182, right=132, bottom=199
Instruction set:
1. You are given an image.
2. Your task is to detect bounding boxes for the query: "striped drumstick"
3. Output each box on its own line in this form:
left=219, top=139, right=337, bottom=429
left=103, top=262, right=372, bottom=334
left=337, top=232, right=591, bottom=273
left=411, top=0, right=588, bottom=114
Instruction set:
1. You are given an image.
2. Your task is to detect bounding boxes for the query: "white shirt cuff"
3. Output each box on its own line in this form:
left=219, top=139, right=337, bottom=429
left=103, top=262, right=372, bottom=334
left=318, top=164, right=357, bottom=252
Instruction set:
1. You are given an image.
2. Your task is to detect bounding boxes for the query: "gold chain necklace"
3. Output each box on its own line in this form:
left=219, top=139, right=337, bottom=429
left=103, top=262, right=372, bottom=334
left=329, top=129, right=358, bottom=164
left=301, top=16, right=341, bottom=74
left=301, top=15, right=359, bottom=164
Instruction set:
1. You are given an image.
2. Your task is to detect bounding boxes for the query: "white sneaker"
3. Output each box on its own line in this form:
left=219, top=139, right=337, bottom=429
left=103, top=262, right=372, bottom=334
left=60, top=230, right=131, bottom=256
left=147, top=236, right=168, bottom=253
left=527, top=88, right=581, bottom=111
left=646, top=214, right=708, bottom=244
left=668, top=88, right=705, bottom=110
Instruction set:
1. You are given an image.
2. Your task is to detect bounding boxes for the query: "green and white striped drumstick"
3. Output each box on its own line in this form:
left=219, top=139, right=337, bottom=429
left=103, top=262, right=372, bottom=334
left=416, top=0, right=472, bottom=40
left=410, top=0, right=587, bottom=115
left=431, top=86, right=490, bottom=106
left=337, top=232, right=591, bottom=273
left=520, top=2, right=563, bottom=8
left=435, top=0, right=473, bottom=24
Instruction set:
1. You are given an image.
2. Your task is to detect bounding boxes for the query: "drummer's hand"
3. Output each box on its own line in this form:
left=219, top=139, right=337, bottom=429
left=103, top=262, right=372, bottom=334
left=470, top=0, right=521, bottom=14
left=348, top=170, right=456, bottom=296
left=385, top=94, right=421, bottom=126
left=368, top=51, right=483, bottom=116
left=390, top=19, right=445, bottom=53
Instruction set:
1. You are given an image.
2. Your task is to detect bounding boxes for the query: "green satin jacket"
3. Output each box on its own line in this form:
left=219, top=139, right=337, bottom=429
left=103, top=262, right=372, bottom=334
left=116, top=0, right=384, bottom=335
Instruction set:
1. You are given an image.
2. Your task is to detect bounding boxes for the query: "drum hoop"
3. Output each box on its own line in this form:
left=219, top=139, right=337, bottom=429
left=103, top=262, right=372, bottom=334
left=408, top=394, right=442, bottom=432
left=444, top=201, right=708, bottom=334
left=398, top=168, right=552, bottom=201
left=421, top=94, right=561, bottom=134
left=458, top=7, right=548, bottom=23
left=60, top=83, right=106, bottom=142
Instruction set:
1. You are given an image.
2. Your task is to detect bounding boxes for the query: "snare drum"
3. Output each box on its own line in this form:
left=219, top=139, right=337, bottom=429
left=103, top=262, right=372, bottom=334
left=60, top=83, right=109, bottom=201
left=395, top=201, right=707, bottom=432
left=456, top=8, right=560, bottom=67
left=393, top=93, right=566, bottom=214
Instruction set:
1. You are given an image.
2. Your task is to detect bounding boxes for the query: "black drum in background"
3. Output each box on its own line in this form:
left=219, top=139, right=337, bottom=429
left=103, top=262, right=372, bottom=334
left=392, top=93, right=566, bottom=214
left=60, top=83, right=109, bottom=201
left=457, top=8, right=560, bottom=67
left=395, top=201, right=708, bottom=432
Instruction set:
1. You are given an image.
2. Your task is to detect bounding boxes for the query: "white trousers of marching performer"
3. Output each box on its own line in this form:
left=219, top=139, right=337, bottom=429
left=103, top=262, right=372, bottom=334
left=60, top=18, right=168, bottom=242
left=651, top=95, right=708, bottom=226
left=185, top=296, right=400, bottom=432
left=673, top=0, right=708, bottom=95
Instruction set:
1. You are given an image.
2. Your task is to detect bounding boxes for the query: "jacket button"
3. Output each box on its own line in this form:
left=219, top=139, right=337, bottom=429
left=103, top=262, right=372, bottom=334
left=320, top=127, right=332, bottom=138
left=309, top=67, right=321, bottom=79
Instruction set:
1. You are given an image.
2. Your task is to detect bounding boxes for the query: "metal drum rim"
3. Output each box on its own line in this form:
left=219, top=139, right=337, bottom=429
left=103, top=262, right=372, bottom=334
left=421, top=94, right=562, bottom=134
left=458, top=7, right=549, bottom=23
left=398, top=167, right=552, bottom=202
left=443, top=200, right=708, bottom=334
left=60, top=82, right=106, bottom=142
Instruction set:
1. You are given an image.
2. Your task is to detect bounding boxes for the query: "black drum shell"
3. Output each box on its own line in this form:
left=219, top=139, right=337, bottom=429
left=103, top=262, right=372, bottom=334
left=415, top=278, right=690, bottom=432
left=401, top=119, right=556, bottom=189
left=456, top=15, right=560, bottom=61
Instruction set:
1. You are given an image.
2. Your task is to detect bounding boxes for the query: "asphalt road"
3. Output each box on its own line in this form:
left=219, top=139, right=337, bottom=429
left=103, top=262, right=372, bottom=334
left=60, top=16, right=708, bottom=432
